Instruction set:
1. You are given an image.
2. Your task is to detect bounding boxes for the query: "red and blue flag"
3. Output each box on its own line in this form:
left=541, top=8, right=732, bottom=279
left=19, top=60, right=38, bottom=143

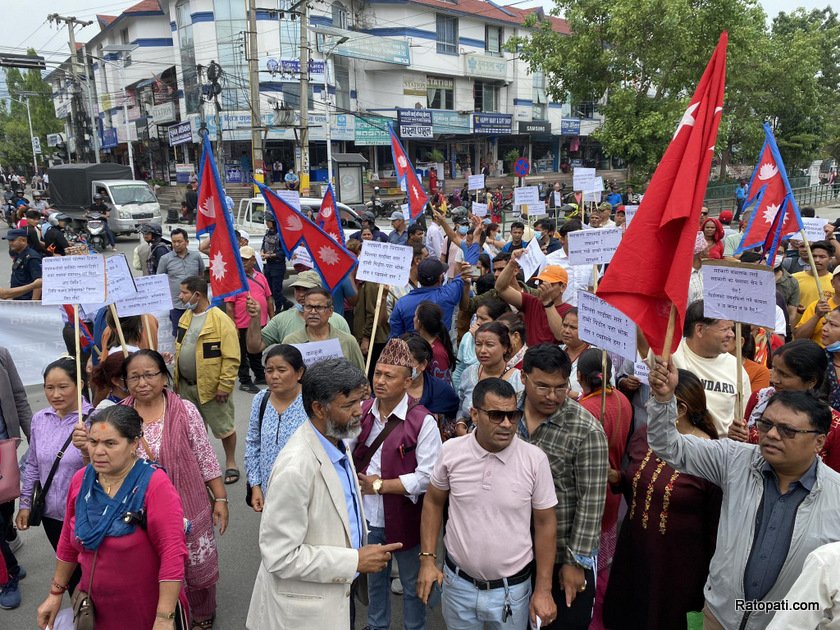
left=317, top=183, right=344, bottom=245
left=196, top=134, right=248, bottom=300
left=258, top=183, right=305, bottom=258
left=389, top=125, right=429, bottom=222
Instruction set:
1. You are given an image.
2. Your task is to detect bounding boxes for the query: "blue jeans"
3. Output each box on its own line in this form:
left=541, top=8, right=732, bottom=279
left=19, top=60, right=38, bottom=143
left=442, top=565, right=531, bottom=630
left=366, top=525, right=426, bottom=630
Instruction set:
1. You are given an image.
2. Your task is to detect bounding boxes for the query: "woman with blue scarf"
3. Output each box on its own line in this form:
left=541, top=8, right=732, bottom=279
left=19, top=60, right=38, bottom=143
left=36, top=406, right=188, bottom=630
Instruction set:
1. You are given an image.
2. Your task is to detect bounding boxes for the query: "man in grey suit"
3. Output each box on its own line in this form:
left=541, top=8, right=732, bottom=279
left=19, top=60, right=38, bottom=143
left=247, top=359, right=402, bottom=630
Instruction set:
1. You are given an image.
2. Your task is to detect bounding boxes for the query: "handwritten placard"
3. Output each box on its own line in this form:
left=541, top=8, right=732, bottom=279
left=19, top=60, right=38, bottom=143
left=519, top=237, right=548, bottom=281
left=634, top=360, right=650, bottom=385
left=80, top=254, right=139, bottom=313
left=513, top=186, right=540, bottom=206
left=41, top=255, right=106, bottom=306
left=799, top=217, right=829, bottom=242
left=568, top=227, right=623, bottom=266
left=292, top=339, right=344, bottom=366
left=577, top=291, right=637, bottom=360
left=702, top=261, right=776, bottom=328
left=471, top=202, right=488, bottom=217
left=582, top=190, right=602, bottom=203
left=400, top=203, right=409, bottom=216
left=468, top=174, right=485, bottom=191
left=624, top=205, right=640, bottom=227
left=276, top=189, right=301, bottom=211
left=528, top=201, right=547, bottom=218
left=356, top=240, right=413, bottom=286
left=573, top=167, right=596, bottom=193
left=114, top=274, right=174, bottom=317
left=553, top=192, right=563, bottom=207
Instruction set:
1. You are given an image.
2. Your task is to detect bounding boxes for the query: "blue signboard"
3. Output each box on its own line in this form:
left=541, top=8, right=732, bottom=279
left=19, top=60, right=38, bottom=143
left=472, top=113, right=513, bottom=135
left=101, top=128, right=117, bottom=149
left=398, top=109, right=433, bottom=139
left=561, top=118, right=581, bottom=135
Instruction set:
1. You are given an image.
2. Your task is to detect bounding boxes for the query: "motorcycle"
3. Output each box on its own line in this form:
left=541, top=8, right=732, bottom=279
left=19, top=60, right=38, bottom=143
left=81, top=212, right=107, bottom=253
left=366, top=196, right=396, bottom=219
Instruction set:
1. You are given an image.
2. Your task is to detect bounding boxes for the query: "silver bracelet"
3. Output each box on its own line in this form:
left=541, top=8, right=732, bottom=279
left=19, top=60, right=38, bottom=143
left=214, top=497, right=229, bottom=503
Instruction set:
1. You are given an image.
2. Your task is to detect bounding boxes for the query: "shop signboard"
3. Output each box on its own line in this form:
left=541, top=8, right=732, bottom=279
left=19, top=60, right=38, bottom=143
left=168, top=120, right=192, bottom=146
left=473, top=113, right=512, bottom=135
left=432, top=110, right=471, bottom=135
left=151, top=102, right=177, bottom=125
left=398, top=109, right=433, bottom=139
left=464, top=53, right=507, bottom=80
left=518, top=120, right=551, bottom=134
left=101, top=128, right=118, bottom=149
left=319, top=34, right=410, bottom=66
left=261, top=58, right=326, bottom=83
left=355, top=115, right=392, bottom=146
left=561, top=118, right=581, bottom=135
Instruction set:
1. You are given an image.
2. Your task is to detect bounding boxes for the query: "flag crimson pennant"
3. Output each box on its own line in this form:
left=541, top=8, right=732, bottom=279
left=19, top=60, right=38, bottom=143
left=258, top=183, right=305, bottom=259
left=596, top=32, right=728, bottom=356
left=734, top=122, right=803, bottom=262
left=389, top=125, right=429, bottom=221
left=317, top=183, right=345, bottom=245
left=196, top=134, right=249, bottom=300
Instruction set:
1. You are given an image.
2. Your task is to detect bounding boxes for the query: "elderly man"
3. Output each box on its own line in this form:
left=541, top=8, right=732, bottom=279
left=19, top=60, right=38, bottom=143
left=225, top=246, right=275, bottom=392
left=282, top=288, right=365, bottom=371
left=350, top=337, right=442, bottom=630
left=246, top=270, right=352, bottom=353
left=157, top=227, right=205, bottom=337
left=588, top=202, right=615, bottom=229
left=418, top=377, right=558, bottom=628
left=648, top=357, right=840, bottom=630
left=1, top=228, right=41, bottom=300
left=246, top=359, right=402, bottom=630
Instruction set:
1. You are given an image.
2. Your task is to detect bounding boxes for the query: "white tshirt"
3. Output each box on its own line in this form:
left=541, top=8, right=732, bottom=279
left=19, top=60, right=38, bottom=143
left=671, top=340, right=750, bottom=437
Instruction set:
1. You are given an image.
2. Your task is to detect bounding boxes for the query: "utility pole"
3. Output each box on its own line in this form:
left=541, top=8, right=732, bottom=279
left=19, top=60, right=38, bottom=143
left=299, top=3, right=311, bottom=196
left=81, top=45, right=100, bottom=163
left=246, top=0, right=263, bottom=192
left=48, top=14, right=92, bottom=163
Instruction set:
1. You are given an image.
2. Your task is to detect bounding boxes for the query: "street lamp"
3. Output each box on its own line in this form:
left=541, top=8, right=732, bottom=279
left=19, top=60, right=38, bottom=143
left=10, top=94, right=38, bottom=177
left=311, top=27, right=349, bottom=187
left=102, top=44, right=139, bottom=177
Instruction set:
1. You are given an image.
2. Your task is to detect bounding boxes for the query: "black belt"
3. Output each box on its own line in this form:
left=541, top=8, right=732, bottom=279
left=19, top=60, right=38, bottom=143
left=444, top=555, right=531, bottom=591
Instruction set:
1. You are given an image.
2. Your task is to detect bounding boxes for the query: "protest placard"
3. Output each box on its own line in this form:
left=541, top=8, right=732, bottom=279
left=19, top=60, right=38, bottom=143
left=702, top=261, right=776, bottom=329
left=519, top=237, right=547, bottom=281
left=568, top=227, right=623, bottom=266
left=356, top=240, right=413, bottom=286
left=276, top=189, right=301, bottom=211
left=799, top=217, right=829, bottom=242
left=624, top=205, right=640, bottom=227
left=115, top=274, right=174, bottom=317
left=292, top=339, right=344, bottom=366
left=400, top=203, right=409, bottom=216
left=582, top=190, right=602, bottom=203
left=81, top=255, right=138, bottom=313
left=634, top=360, right=650, bottom=385
left=577, top=291, right=637, bottom=360
left=528, top=202, right=547, bottom=218
left=553, top=192, right=563, bottom=208
left=471, top=202, right=488, bottom=217
left=573, top=167, right=596, bottom=193
left=468, top=174, right=485, bottom=191
left=41, top=255, right=106, bottom=306
left=513, top=186, right=540, bottom=207
left=0, top=301, right=66, bottom=385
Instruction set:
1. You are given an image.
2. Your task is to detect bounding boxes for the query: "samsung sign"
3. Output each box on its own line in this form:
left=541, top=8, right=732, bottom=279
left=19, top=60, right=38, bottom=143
left=518, top=121, right=551, bottom=135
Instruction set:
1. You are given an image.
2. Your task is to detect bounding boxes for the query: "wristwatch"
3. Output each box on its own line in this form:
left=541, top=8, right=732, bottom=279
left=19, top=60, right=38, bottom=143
left=372, top=478, right=384, bottom=495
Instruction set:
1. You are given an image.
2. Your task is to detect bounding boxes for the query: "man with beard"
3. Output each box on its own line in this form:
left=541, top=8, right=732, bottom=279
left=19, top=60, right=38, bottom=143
left=247, top=359, right=402, bottom=630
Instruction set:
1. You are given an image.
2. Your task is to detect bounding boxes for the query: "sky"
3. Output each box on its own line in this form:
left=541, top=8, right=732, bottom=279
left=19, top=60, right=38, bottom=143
left=0, top=0, right=837, bottom=81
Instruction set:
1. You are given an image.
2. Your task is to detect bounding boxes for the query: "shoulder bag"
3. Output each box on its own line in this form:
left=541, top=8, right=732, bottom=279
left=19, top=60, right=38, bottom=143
left=29, top=432, right=74, bottom=527
left=71, top=550, right=97, bottom=630
left=245, top=392, right=271, bottom=507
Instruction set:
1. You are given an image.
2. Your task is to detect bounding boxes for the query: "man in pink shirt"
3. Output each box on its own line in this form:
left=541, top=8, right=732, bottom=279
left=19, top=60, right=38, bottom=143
left=225, top=246, right=275, bottom=393
left=417, top=378, right=559, bottom=628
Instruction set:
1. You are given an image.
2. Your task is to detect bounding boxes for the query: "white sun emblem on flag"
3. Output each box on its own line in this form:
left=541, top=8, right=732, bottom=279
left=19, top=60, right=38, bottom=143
left=199, top=196, right=215, bottom=218
left=285, top=214, right=303, bottom=231
left=758, top=163, right=779, bottom=181
left=329, top=232, right=341, bottom=242
left=210, top=251, right=227, bottom=280
left=319, top=245, right=340, bottom=265
left=321, top=206, right=332, bottom=218
left=763, top=203, right=780, bottom=224
left=397, top=156, right=407, bottom=169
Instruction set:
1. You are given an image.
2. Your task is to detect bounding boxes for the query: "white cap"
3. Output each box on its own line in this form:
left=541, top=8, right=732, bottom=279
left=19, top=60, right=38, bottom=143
left=238, top=229, right=250, bottom=243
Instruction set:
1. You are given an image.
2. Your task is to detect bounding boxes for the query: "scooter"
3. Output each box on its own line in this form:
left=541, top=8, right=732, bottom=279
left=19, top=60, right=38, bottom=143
left=81, top=212, right=107, bottom=253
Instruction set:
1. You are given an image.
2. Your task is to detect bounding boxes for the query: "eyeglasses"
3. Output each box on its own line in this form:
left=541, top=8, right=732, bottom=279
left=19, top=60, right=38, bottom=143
left=755, top=418, right=822, bottom=440
left=302, top=304, right=331, bottom=313
left=477, top=408, right=524, bottom=424
left=125, top=371, right=162, bottom=384
left=533, top=383, right=569, bottom=397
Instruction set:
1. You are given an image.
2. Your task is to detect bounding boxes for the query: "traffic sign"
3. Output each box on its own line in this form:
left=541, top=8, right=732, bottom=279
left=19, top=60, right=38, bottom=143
left=31, top=137, right=41, bottom=154
left=514, top=157, right=530, bottom=177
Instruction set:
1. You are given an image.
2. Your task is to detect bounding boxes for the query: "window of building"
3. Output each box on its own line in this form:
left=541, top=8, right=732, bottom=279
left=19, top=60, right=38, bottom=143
left=334, top=61, right=350, bottom=111
left=532, top=70, right=546, bottom=119
left=436, top=15, right=458, bottom=55
left=474, top=81, right=498, bottom=112
left=215, top=4, right=248, bottom=111
left=176, top=0, right=200, bottom=114
left=427, top=76, right=454, bottom=109
left=486, top=26, right=502, bottom=55
left=332, top=2, right=348, bottom=29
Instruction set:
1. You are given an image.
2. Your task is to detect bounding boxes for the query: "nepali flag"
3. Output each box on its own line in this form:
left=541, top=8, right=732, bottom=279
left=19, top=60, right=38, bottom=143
left=389, top=124, right=429, bottom=221
left=258, top=183, right=305, bottom=258
left=734, top=122, right=803, bottom=262
left=317, top=183, right=345, bottom=246
left=597, top=33, right=728, bottom=356
left=300, top=216, right=357, bottom=292
left=62, top=304, right=96, bottom=351
left=197, top=134, right=248, bottom=300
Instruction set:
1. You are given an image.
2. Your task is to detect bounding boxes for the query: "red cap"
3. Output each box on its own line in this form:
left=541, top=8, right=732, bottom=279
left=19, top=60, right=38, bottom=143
left=718, top=210, right=733, bottom=224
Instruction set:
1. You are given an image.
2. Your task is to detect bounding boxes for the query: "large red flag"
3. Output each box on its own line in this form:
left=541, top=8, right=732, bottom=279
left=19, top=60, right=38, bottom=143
left=317, top=183, right=345, bottom=245
left=300, top=216, right=357, bottom=291
left=196, top=134, right=248, bottom=300
left=596, top=33, right=728, bottom=356
left=390, top=125, right=429, bottom=221
left=258, top=183, right=305, bottom=258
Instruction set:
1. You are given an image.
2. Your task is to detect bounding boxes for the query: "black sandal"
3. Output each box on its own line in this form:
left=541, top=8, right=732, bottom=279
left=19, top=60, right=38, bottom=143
left=192, top=618, right=214, bottom=630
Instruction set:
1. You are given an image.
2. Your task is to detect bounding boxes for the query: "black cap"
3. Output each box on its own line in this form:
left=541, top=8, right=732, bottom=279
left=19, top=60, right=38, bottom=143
left=2, top=228, right=28, bottom=240
left=139, top=223, right=162, bottom=236
left=417, top=258, right=448, bottom=286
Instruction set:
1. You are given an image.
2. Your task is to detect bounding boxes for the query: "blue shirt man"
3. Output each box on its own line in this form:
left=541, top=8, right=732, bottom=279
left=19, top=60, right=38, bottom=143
left=390, top=258, right=464, bottom=336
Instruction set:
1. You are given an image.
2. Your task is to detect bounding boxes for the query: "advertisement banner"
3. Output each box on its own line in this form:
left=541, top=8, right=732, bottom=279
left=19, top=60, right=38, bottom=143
left=472, top=113, right=513, bottom=135
left=168, top=120, right=193, bottom=146
left=398, top=109, right=433, bottom=139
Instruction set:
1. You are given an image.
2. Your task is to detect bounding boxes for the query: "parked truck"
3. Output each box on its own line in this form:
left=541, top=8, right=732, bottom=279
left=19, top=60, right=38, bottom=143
left=48, top=163, right=163, bottom=235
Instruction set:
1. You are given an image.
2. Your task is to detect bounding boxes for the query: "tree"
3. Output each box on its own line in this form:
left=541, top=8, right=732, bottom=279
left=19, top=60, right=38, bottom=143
left=0, top=50, right=63, bottom=174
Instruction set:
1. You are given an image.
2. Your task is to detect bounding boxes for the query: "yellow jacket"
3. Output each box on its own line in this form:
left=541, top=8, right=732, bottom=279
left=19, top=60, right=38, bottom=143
left=174, top=306, right=240, bottom=403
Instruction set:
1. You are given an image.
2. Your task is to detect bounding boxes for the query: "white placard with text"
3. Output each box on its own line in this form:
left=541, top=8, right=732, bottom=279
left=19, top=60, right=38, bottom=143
left=513, top=186, right=540, bottom=206
left=115, top=274, right=174, bottom=318
left=624, top=205, right=640, bottom=227
left=471, top=202, right=488, bottom=217
left=568, top=228, right=623, bottom=266
left=577, top=291, right=637, bottom=360
left=356, top=240, right=413, bottom=286
left=702, top=262, right=776, bottom=329
left=573, top=168, right=596, bottom=193
left=519, top=237, right=548, bottom=281
left=292, top=339, right=344, bottom=366
left=41, top=255, right=106, bottom=306
left=468, top=174, right=485, bottom=191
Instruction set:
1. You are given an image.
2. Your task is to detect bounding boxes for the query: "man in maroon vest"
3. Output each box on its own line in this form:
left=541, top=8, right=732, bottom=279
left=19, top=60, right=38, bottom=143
left=351, top=338, right=443, bottom=630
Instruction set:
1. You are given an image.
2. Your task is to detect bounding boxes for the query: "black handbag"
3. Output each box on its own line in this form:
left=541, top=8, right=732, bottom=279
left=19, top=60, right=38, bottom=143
left=245, top=392, right=271, bottom=507
left=28, top=432, right=74, bottom=527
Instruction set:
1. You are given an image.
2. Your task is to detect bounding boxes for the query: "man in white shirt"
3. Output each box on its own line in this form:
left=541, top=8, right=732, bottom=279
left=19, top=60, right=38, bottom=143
left=426, top=217, right=445, bottom=261
left=588, top=202, right=616, bottom=229
left=671, top=299, right=750, bottom=436
left=546, top=219, right=594, bottom=307
left=349, top=338, right=443, bottom=630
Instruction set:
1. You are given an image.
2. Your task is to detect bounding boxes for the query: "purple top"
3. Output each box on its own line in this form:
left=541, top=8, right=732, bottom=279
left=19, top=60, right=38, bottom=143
left=20, top=402, right=92, bottom=520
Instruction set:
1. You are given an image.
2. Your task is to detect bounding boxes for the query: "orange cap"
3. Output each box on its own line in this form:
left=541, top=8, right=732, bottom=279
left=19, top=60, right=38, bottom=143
left=534, top=266, right=569, bottom=285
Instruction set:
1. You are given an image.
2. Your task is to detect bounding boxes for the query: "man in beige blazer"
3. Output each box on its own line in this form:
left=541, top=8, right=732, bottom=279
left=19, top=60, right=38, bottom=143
left=247, top=358, right=403, bottom=630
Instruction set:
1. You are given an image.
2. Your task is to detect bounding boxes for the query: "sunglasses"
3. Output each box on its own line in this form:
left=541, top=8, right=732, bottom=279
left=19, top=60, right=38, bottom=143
left=476, top=408, right=524, bottom=424
left=756, top=418, right=822, bottom=440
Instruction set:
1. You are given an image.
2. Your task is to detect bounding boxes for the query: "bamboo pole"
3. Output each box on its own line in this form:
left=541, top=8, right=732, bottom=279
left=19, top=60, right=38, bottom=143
left=735, top=322, right=743, bottom=421
left=661, top=304, right=677, bottom=363
left=365, top=284, right=386, bottom=375
left=800, top=229, right=825, bottom=301
left=73, top=305, right=84, bottom=427
left=109, top=303, right=129, bottom=357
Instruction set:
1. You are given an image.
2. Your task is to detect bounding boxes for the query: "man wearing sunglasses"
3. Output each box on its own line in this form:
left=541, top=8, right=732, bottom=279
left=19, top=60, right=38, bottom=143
left=418, top=377, right=558, bottom=628
left=648, top=356, right=840, bottom=630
